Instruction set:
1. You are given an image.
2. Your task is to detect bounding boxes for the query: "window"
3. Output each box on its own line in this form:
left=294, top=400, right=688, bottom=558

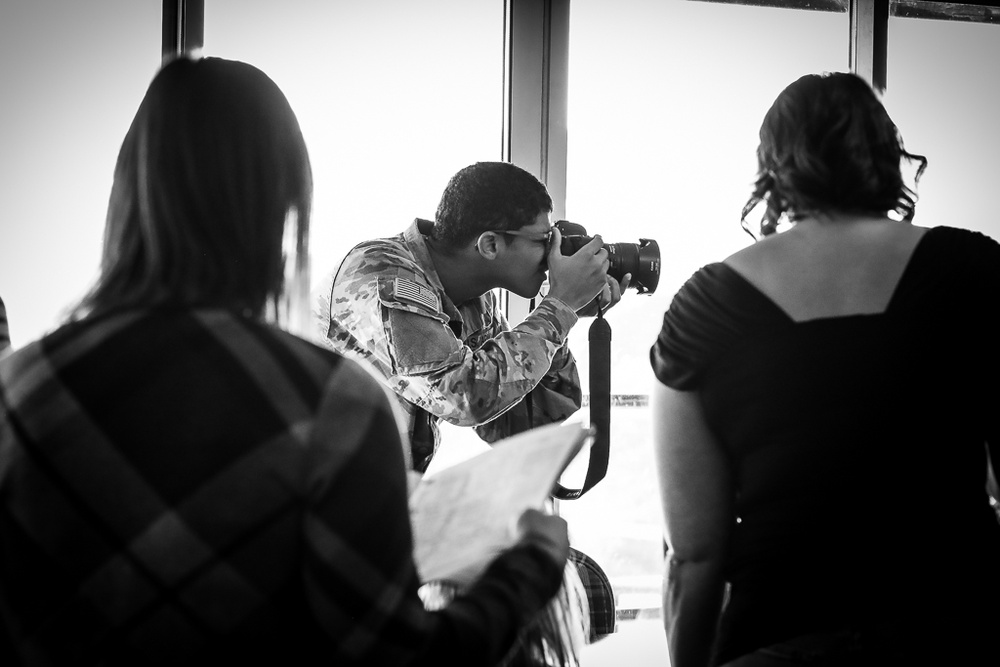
left=0, top=1, right=161, bottom=347
left=201, top=0, right=505, bottom=297
left=561, top=1, right=847, bottom=660
left=884, top=6, right=1000, bottom=240
left=201, top=0, right=507, bottom=451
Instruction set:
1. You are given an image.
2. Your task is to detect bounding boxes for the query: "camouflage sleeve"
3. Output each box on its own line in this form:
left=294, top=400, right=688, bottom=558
left=315, top=243, right=582, bottom=429
left=473, top=340, right=582, bottom=443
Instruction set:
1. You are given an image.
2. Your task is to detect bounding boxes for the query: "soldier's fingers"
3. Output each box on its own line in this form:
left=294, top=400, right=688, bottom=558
left=608, top=275, right=623, bottom=305
left=619, top=273, right=632, bottom=293
left=582, top=235, right=604, bottom=254
left=547, top=227, right=563, bottom=261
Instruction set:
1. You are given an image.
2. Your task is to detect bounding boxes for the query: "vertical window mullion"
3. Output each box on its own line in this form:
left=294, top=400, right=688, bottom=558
left=850, top=0, right=889, bottom=91
left=503, top=0, right=570, bottom=322
left=161, top=0, right=204, bottom=64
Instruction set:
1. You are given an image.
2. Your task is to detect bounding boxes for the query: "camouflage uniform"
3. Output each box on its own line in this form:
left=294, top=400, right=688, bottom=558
left=314, top=218, right=582, bottom=471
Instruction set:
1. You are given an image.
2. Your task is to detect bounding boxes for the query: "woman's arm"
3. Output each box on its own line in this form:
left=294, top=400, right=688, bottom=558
left=652, top=382, right=734, bottom=667
left=303, top=358, right=566, bottom=665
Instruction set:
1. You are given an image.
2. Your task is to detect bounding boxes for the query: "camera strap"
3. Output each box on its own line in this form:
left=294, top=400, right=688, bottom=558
left=552, top=304, right=611, bottom=500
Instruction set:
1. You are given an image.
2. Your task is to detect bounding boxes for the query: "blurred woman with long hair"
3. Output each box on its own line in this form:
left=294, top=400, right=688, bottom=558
left=0, top=56, right=568, bottom=666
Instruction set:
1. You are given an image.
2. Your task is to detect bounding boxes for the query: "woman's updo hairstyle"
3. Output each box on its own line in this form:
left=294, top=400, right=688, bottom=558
left=741, top=72, right=926, bottom=237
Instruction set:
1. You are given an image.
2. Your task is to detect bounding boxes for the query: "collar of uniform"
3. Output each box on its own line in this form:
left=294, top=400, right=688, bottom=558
left=403, top=219, right=462, bottom=322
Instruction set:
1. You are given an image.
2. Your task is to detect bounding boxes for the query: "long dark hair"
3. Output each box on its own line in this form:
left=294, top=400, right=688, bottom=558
left=75, top=56, right=312, bottom=320
left=741, top=72, right=927, bottom=238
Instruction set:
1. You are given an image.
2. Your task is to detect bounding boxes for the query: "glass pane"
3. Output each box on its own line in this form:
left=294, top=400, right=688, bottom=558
left=201, top=0, right=504, bottom=299
left=0, top=1, right=161, bottom=347
left=561, top=0, right=847, bottom=654
left=202, top=0, right=503, bottom=453
left=885, top=12, right=1000, bottom=240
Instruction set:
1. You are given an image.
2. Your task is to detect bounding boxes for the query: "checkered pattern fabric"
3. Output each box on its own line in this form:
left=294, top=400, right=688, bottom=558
left=0, top=307, right=562, bottom=665
left=567, top=548, right=617, bottom=642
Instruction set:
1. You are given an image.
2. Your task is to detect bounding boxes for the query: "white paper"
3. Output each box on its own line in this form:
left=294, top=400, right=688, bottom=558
left=409, top=422, right=589, bottom=586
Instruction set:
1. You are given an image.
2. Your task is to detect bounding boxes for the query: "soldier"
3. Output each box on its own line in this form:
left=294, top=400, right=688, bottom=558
left=314, top=161, right=627, bottom=472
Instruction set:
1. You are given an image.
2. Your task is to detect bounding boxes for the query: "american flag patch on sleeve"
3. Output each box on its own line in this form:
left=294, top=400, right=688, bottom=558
left=393, top=278, right=440, bottom=312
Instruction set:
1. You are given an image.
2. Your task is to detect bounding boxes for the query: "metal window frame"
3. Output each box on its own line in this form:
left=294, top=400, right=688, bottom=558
left=850, top=0, right=889, bottom=91
left=502, top=0, right=570, bottom=323
left=162, top=0, right=204, bottom=63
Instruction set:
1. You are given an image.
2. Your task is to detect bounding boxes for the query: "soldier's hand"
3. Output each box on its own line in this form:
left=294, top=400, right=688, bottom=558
left=575, top=272, right=631, bottom=318
left=511, top=508, right=569, bottom=569
left=545, top=227, right=610, bottom=311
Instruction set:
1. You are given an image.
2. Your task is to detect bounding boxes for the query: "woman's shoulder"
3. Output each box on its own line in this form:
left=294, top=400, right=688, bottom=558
left=902, top=224, right=1000, bottom=285
left=896, top=224, right=1000, bottom=303
left=651, top=263, right=785, bottom=390
left=241, top=315, right=349, bottom=369
left=668, top=261, right=786, bottom=325
left=916, top=224, right=1000, bottom=254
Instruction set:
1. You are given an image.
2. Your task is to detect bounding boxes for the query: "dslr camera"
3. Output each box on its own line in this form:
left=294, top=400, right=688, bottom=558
left=555, top=220, right=660, bottom=294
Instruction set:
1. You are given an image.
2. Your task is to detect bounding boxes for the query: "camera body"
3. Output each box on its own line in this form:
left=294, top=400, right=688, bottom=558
left=555, top=220, right=660, bottom=294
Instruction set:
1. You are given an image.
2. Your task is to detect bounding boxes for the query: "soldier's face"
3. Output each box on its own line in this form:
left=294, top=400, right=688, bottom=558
left=499, top=212, right=552, bottom=298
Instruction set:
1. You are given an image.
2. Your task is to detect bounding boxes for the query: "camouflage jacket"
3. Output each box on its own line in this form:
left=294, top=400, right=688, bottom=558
left=314, top=219, right=583, bottom=471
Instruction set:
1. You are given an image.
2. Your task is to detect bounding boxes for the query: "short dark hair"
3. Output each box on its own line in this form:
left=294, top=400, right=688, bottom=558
left=741, top=72, right=927, bottom=237
left=431, top=162, right=552, bottom=247
left=76, top=56, right=312, bottom=319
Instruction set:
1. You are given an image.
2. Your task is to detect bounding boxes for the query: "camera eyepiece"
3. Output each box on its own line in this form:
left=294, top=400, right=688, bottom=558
left=554, top=220, right=660, bottom=294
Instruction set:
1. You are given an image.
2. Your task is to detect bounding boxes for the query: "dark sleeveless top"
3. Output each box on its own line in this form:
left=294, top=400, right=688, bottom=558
left=651, top=226, right=1000, bottom=664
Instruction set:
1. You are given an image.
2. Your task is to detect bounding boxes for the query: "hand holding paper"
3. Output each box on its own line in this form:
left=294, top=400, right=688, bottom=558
left=513, top=508, right=569, bottom=569
left=409, top=422, right=589, bottom=587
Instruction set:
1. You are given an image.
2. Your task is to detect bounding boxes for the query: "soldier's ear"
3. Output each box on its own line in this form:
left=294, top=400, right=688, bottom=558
left=475, top=231, right=502, bottom=260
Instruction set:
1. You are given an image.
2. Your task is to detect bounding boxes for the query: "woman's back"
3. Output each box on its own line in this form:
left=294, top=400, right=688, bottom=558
left=654, top=222, right=1000, bottom=662
left=723, top=215, right=926, bottom=322
left=0, top=306, right=354, bottom=664
left=653, top=72, right=997, bottom=667
left=1, top=305, right=569, bottom=665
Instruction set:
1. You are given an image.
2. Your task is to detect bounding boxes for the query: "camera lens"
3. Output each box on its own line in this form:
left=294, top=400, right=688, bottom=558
left=606, top=240, right=660, bottom=294
left=554, top=220, right=661, bottom=294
